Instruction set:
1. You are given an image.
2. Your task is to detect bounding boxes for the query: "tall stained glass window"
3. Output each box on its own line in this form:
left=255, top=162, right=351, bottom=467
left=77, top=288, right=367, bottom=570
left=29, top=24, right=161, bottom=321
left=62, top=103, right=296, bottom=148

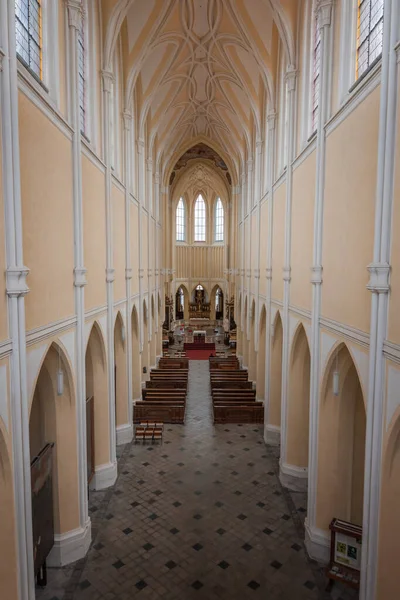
left=194, top=195, right=206, bottom=241
left=356, top=0, right=384, bottom=78
left=176, top=198, right=185, bottom=241
left=215, top=198, right=224, bottom=242
left=15, top=0, right=42, bottom=79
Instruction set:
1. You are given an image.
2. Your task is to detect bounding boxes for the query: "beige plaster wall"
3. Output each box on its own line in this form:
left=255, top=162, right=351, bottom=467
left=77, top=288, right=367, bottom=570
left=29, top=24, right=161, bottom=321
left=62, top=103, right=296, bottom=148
left=58, top=0, right=67, bottom=118
left=322, top=88, right=380, bottom=332
left=19, top=93, right=75, bottom=331
left=271, top=183, right=286, bottom=302
left=387, top=87, right=400, bottom=344
left=130, top=203, right=139, bottom=296
left=82, top=156, right=106, bottom=310
left=259, top=201, right=268, bottom=298
left=0, top=139, right=8, bottom=341
left=112, top=184, right=126, bottom=301
left=290, top=152, right=316, bottom=311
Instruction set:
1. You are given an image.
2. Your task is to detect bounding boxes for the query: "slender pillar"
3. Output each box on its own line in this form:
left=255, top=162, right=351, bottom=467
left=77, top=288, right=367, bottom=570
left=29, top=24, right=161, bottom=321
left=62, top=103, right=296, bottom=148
left=101, top=69, right=117, bottom=471
left=137, top=139, right=145, bottom=353
left=264, top=111, right=276, bottom=443
left=279, top=67, right=297, bottom=475
left=64, top=0, right=91, bottom=543
left=122, top=110, right=133, bottom=441
left=1, top=2, right=34, bottom=597
left=306, top=0, right=334, bottom=545
left=361, top=1, right=399, bottom=598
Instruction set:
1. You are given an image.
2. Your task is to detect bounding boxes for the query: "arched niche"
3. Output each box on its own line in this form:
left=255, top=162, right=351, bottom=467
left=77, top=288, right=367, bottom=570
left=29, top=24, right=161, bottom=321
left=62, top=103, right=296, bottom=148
left=142, top=299, right=149, bottom=382
left=316, top=344, right=366, bottom=530
left=270, top=311, right=283, bottom=430
left=248, top=299, right=257, bottom=382
left=210, top=285, right=224, bottom=321
left=286, top=324, right=311, bottom=470
left=242, top=296, right=248, bottom=367
left=0, top=425, right=18, bottom=598
left=377, top=408, right=400, bottom=598
left=114, top=312, right=128, bottom=429
left=85, top=324, right=109, bottom=480
left=150, top=295, right=157, bottom=367
left=131, top=306, right=141, bottom=400
left=29, top=343, right=79, bottom=542
left=256, top=305, right=267, bottom=400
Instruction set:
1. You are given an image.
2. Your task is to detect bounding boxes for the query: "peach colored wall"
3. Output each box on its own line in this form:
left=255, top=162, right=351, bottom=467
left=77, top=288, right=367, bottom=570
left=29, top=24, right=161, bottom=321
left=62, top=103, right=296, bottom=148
left=387, top=88, right=400, bottom=345
left=130, top=203, right=139, bottom=295
left=251, top=213, right=257, bottom=296
left=19, top=93, right=75, bottom=331
left=112, top=184, right=126, bottom=301
left=0, top=140, right=8, bottom=341
left=82, top=156, right=106, bottom=309
left=142, top=213, right=148, bottom=292
left=271, top=183, right=286, bottom=302
left=259, top=202, right=268, bottom=298
left=322, top=87, right=380, bottom=332
left=290, top=151, right=316, bottom=311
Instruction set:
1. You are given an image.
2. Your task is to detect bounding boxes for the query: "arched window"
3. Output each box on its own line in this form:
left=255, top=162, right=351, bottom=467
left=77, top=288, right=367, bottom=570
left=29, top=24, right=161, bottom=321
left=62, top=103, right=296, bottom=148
left=176, top=198, right=185, bottom=241
left=15, top=0, right=42, bottom=79
left=215, top=198, right=224, bottom=242
left=194, top=194, right=206, bottom=241
left=311, top=13, right=321, bottom=132
left=78, top=12, right=86, bottom=135
left=356, top=0, right=384, bottom=79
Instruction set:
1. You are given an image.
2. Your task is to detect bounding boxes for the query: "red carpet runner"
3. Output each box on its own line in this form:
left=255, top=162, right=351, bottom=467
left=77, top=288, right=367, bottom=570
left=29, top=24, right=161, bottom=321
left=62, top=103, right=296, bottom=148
left=185, top=349, right=216, bottom=360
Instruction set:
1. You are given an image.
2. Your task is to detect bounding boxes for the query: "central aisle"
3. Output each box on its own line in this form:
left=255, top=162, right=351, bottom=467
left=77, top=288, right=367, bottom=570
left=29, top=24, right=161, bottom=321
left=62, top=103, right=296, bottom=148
left=37, top=361, right=337, bottom=600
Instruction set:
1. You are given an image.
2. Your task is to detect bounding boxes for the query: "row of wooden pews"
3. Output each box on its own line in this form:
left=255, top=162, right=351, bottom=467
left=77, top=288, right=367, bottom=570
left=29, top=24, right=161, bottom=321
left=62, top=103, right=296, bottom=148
left=209, top=357, right=264, bottom=424
left=133, top=357, right=188, bottom=425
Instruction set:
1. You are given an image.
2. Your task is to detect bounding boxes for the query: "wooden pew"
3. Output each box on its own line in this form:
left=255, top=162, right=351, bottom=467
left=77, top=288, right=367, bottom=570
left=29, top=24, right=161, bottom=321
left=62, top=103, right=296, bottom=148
left=210, top=381, right=252, bottom=389
left=158, top=358, right=189, bottom=369
left=213, top=403, right=264, bottom=424
left=146, top=380, right=187, bottom=389
left=134, top=402, right=185, bottom=424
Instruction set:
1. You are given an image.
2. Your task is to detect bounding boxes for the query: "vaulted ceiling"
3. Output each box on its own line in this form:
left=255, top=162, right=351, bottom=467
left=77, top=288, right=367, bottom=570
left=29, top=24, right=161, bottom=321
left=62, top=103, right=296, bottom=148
left=103, top=0, right=296, bottom=185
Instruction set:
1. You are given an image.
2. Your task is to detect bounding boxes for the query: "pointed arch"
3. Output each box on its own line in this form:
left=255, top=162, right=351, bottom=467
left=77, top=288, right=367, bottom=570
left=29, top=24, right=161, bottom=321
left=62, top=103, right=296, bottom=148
left=286, top=323, right=311, bottom=471
left=29, top=342, right=80, bottom=550
left=114, top=312, right=128, bottom=430
left=194, top=194, right=206, bottom=241
left=131, top=305, right=141, bottom=400
left=176, top=197, right=186, bottom=241
left=214, top=197, right=224, bottom=242
left=270, top=310, right=283, bottom=430
left=0, top=426, right=18, bottom=598
left=257, top=304, right=267, bottom=400
left=317, top=344, right=366, bottom=530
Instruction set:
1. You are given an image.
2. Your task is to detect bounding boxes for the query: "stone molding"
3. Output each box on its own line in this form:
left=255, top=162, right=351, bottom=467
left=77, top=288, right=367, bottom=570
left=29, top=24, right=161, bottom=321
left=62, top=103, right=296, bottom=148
left=367, top=262, right=390, bottom=293
left=6, top=266, right=30, bottom=297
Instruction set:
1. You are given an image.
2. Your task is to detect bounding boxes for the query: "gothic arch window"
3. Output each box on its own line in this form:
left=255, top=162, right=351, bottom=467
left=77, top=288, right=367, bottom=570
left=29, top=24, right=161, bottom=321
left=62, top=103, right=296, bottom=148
left=356, top=0, right=384, bottom=79
left=215, top=198, right=224, bottom=242
left=176, top=198, right=186, bottom=241
left=311, top=12, right=321, bottom=132
left=194, top=194, right=206, bottom=241
left=78, top=8, right=86, bottom=135
left=15, top=0, right=42, bottom=79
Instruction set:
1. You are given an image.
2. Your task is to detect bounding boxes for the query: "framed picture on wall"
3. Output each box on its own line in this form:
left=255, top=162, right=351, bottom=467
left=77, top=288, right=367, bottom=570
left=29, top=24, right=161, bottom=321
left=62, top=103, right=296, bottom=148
left=327, top=518, right=362, bottom=590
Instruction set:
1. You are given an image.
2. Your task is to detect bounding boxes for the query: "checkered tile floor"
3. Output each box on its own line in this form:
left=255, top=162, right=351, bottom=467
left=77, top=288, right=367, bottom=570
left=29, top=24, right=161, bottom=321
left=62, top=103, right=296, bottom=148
left=36, top=361, right=358, bottom=600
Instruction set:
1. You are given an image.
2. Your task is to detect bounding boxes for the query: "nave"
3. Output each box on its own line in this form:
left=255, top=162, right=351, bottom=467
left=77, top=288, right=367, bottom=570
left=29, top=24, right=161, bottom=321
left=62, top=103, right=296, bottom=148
left=37, top=361, right=354, bottom=600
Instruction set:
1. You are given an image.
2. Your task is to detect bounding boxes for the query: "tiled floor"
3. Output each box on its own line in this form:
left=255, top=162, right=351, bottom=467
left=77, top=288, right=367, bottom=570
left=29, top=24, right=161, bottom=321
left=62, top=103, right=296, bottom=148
left=36, top=361, right=358, bottom=600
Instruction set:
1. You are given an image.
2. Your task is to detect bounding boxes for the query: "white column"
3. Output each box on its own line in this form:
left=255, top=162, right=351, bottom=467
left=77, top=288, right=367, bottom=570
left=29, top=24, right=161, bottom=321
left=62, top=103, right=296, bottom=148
left=254, top=139, right=263, bottom=350
left=123, top=110, right=133, bottom=440
left=65, top=0, right=91, bottom=544
left=361, top=2, right=399, bottom=598
left=146, top=157, right=153, bottom=350
left=246, top=159, right=253, bottom=341
left=279, top=67, right=297, bottom=473
left=306, top=0, right=334, bottom=542
left=137, top=139, right=145, bottom=352
left=1, top=2, right=34, bottom=597
left=101, top=69, right=117, bottom=470
left=264, top=111, right=276, bottom=443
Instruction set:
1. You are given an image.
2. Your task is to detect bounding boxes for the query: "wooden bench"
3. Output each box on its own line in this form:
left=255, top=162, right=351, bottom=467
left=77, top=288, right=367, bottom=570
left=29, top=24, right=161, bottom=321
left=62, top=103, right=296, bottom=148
left=134, top=403, right=185, bottom=424
left=213, top=403, right=264, bottom=424
left=210, top=381, right=253, bottom=389
left=146, top=380, right=187, bottom=389
left=158, top=358, right=189, bottom=369
left=142, top=390, right=187, bottom=401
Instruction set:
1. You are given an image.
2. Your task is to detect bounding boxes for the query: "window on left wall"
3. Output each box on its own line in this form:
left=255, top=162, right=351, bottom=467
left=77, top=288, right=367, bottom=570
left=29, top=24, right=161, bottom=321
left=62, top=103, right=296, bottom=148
left=78, top=13, right=86, bottom=135
left=15, top=0, right=42, bottom=80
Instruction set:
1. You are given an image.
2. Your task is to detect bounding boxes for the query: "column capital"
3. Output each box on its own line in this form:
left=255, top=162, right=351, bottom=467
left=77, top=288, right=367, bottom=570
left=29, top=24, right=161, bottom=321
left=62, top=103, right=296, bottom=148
left=123, top=110, right=132, bottom=131
left=282, top=266, right=291, bottom=282
left=125, top=268, right=133, bottom=280
left=101, top=70, right=114, bottom=93
left=267, top=111, right=277, bottom=130
left=154, top=172, right=160, bottom=185
left=285, top=67, right=297, bottom=92
left=6, top=266, right=30, bottom=297
left=311, top=265, right=323, bottom=285
left=317, top=0, right=334, bottom=29
left=106, top=268, right=115, bottom=283
left=146, top=158, right=153, bottom=172
left=266, top=267, right=272, bottom=280
left=367, top=262, right=390, bottom=293
left=137, top=139, right=145, bottom=154
left=65, top=0, right=83, bottom=31
left=74, top=267, right=87, bottom=287
left=247, top=157, right=254, bottom=172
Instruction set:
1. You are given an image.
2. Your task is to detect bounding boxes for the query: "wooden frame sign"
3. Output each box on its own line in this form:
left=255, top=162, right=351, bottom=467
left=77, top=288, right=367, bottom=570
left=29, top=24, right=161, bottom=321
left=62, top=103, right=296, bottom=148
left=327, top=518, right=362, bottom=590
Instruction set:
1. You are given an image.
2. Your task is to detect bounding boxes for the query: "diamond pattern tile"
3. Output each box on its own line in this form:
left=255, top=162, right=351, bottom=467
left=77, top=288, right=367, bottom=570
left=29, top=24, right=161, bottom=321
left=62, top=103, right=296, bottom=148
left=35, top=360, right=357, bottom=600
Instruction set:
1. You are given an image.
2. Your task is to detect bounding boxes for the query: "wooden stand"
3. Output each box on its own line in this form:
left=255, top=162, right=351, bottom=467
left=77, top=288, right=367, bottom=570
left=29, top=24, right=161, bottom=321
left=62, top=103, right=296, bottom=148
left=326, top=518, right=362, bottom=591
